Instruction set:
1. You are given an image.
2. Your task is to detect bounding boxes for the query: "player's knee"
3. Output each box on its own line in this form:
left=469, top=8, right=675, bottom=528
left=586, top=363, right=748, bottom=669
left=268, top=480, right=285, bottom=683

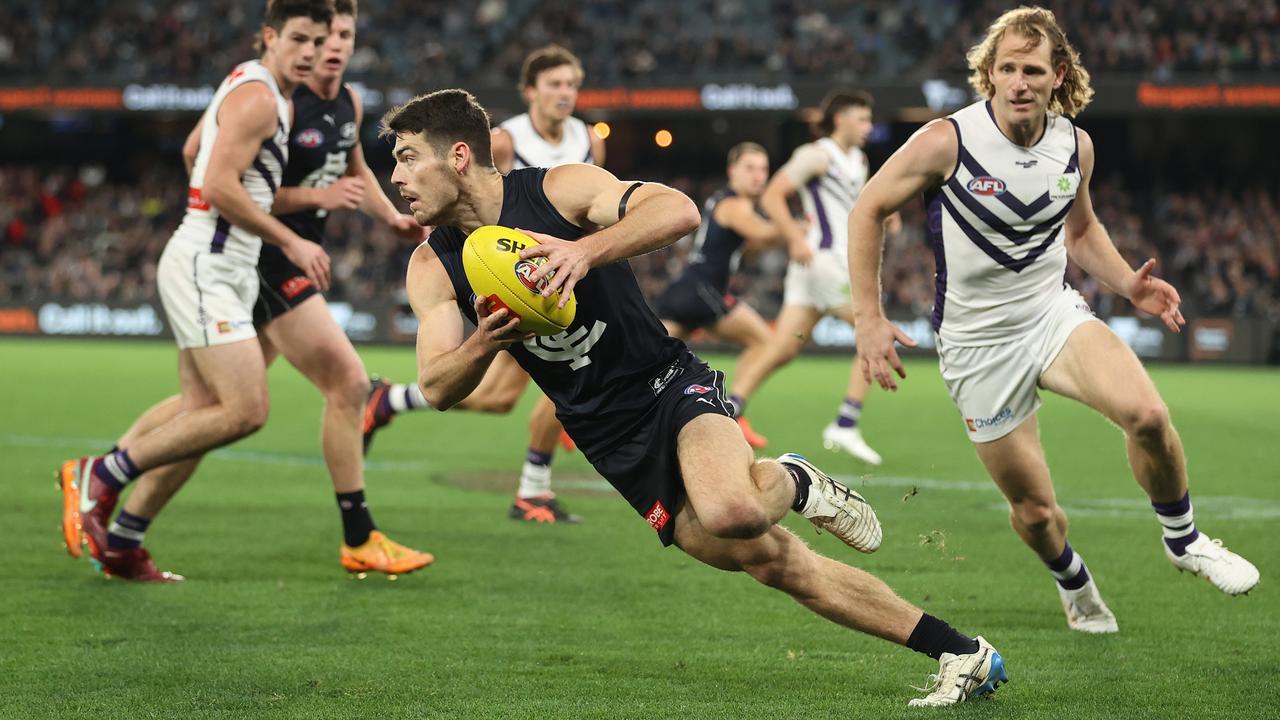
left=1009, top=498, right=1057, bottom=534
left=329, top=367, right=370, bottom=410
left=228, top=397, right=270, bottom=438
left=1125, top=402, right=1170, bottom=442
left=701, top=500, right=771, bottom=540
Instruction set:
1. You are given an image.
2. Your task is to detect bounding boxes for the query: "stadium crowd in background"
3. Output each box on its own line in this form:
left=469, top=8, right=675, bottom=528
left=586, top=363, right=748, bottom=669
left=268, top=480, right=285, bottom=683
left=3, top=0, right=1276, bottom=84
left=3, top=162, right=1277, bottom=324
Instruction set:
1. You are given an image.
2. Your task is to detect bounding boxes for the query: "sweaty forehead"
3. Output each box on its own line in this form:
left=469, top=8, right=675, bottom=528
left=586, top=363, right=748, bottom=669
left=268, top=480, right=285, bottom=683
left=995, top=31, right=1052, bottom=65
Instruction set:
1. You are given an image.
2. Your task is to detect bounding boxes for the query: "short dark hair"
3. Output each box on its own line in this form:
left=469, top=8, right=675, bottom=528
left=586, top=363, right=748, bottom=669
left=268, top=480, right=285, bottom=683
left=255, top=0, right=335, bottom=54
left=818, top=89, right=873, bottom=134
left=519, top=44, right=585, bottom=90
left=334, top=0, right=357, bottom=18
left=727, top=142, right=767, bottom=167
left=380, top=89, right=495, bottom=168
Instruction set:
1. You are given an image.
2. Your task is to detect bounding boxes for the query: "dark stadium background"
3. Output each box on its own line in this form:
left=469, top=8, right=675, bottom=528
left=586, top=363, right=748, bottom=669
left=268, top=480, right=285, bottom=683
left=1, top=0, right=1277, bottom=364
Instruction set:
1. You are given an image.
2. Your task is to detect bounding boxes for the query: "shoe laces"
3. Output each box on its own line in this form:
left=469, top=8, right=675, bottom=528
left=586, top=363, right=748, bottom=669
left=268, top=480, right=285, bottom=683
left=912, top=655, right=978, bottom=702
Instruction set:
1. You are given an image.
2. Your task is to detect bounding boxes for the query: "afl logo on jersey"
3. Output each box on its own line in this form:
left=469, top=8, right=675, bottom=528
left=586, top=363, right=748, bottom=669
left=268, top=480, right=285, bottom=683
left=967, top=176, right=1007, bottom=196
left=297, top=128, right=324, bottom=148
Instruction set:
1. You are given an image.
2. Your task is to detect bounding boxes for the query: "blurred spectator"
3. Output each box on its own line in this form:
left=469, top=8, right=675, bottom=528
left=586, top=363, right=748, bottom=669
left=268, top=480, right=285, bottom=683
left=4, top=1, right=1277, bottom=85
left=3, top=160, right=1276, bottom=325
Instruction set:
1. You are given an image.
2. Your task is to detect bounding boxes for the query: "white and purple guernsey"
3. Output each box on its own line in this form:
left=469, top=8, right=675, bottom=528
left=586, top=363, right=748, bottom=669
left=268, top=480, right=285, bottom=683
left=926, top=100, right=1081, bottom=346
left=175, top=60, right=290, bottom=265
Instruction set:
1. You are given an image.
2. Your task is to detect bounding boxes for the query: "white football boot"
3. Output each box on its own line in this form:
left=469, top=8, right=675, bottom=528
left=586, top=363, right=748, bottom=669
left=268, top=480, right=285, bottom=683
left=1165, top=534, right=1259, bottom=595
left=909, top=636, right=1008, bottom=707
left=821, top=423, right=883, bottom=466
left=1057, top=578, right=1119, bottom=634
left=779, top=453, right=882, bottom=553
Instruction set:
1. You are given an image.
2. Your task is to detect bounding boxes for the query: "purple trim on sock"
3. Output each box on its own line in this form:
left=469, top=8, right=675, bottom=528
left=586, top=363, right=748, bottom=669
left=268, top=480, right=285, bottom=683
left=729, top=394, right=745, bottom=418
left=116, top=450, right=140, bottom=479
left=526, top=449, right=553, bottom=467
left=835, top=416, right=856, bottom=428
left=92, top=458, right=125, bottom=493
left=1057, top=565, right=1090, bottom=591
left=107, top=510, right=152, bottom=550
left=1151, top=492, right=1192, bottom=516
left=115, top=510, right=152, bottom=533
left=1164, top=529, right=1200, bottom=556
left=1046, top=544, right=1075, bottom=573
left=843, top=398, right=863, bottom=410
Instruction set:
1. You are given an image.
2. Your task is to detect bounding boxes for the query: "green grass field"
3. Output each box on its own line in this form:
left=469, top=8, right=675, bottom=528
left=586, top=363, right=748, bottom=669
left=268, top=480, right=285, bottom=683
left=3, top=338, right=1278, bottom=719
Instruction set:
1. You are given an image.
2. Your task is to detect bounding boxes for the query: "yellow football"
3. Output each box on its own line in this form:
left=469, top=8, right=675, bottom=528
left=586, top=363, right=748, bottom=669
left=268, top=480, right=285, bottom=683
left=462, top=225, right=577, bottom=336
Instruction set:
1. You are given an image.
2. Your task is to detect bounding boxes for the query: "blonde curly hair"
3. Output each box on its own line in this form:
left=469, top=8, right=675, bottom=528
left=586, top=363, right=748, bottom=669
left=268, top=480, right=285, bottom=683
left=966, top=6, right=1094, bottom=117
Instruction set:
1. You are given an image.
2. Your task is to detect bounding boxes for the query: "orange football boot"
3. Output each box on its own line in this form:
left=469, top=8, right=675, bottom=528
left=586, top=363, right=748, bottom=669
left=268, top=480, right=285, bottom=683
left=736, top=416, right=768, bottom=448
left=341, top=531, right=434, bottom=578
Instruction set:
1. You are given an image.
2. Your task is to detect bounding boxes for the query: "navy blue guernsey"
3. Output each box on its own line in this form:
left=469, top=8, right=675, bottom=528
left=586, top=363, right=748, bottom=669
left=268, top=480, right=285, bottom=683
left=428, top=168, right=688, bottom=457
left=682, top=188, right=747, bottom=293
left=277, top=83, right=359, bottom=243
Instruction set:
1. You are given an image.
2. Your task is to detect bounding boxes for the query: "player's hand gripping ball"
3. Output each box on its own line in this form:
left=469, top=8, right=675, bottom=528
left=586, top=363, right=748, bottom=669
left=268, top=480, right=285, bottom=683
left=463, top=225, right=578, bottom=336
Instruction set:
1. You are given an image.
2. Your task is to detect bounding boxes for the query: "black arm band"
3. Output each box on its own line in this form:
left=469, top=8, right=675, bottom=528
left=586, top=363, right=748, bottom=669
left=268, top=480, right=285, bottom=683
left=617, top=182, right=644, bottom=220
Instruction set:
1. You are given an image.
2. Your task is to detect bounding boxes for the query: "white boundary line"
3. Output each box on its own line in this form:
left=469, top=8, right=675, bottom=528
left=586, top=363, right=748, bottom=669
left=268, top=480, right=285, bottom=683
left=6, top=433, right=1277, bottom=520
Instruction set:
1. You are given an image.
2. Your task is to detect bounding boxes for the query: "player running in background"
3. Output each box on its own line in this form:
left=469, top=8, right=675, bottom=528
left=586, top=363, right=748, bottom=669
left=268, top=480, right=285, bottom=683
left=60, top=0, right=434, bottom=581
left=384, top=88, right=1008, bottom=708
left=58, top=0, right=335, bottom=582
left=652, top=142, right=783, bottom=448
left=366, top=44, right=605, bottom=524
left=848, top=6, right=1258, bottom=633
left=728, top=90, right=891, bottom=465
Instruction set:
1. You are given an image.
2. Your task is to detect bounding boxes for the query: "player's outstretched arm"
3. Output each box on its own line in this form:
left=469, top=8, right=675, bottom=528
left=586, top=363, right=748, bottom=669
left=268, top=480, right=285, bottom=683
left=518, top=163, right=700, bottom=304
left=345, top=84, right=424, bottom=240
left=406, top=241, right=529, bottom=410
left=203, top=83, right=331, bottom=289
left=182, top=117, right=204, bottom=176
left=717, top=198, right=785, bottom=251
left=1063, top=129, right=1184, bottom=332
left=761, top=145, right=827, bottom=265
left=848, top=119, right=956, bottom=390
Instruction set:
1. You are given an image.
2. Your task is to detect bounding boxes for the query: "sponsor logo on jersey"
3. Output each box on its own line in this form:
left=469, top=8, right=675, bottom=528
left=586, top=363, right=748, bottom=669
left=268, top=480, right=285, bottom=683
left=217, top=321, right=233, bottom=334
left=513, top=258, right=549, bottom=294
left=297, top=128, right=324, bottom=148
left=684, top=384, right=712, bottom=395
left=1015, top=159, right=1038, bottom=168
left=965, top=407, right=1013, bottom=432
left=967, top=176, right=1007, bottom=196
left=649, top=360, right=684, bottom=395
left=646, top=500, right=670, bottom=533
left=281, top=276, right=314, bottom=300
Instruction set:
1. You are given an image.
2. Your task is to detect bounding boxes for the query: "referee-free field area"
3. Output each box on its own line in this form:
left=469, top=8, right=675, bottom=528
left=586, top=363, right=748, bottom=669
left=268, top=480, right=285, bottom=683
left=4, top=338, right=1277, bottom=719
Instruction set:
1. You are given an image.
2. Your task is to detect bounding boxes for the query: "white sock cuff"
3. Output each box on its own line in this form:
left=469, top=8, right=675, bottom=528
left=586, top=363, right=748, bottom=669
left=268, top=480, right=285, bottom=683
left=408, top=383, right=429, bottom=409
left=1049, top=553, right=1085, bottom=581
left=1156, top=509, right=1194, bottom=528
left=108, top=522, right=146, bottom=542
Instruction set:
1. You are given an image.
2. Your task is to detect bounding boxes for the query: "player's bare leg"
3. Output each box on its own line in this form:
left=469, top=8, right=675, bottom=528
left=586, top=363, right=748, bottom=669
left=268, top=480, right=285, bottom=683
left=711, top=303, right=773, bottom=448
left=727, top=304, right=820, bottom=408
left=817, top=305, right=882, bottom=464
left=974, top=414, right=1117, bottom=632
left=265, top=295, right=432, bottom=577
left=673, top=420, right=1005, bottom=706
left=510, top=394, right=581, bottom=523
left=1041, top=321, right=1258, bottom=594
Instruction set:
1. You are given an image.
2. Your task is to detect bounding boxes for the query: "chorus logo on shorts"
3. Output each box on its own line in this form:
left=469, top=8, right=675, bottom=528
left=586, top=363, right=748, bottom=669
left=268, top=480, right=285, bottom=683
left=646, top=500, right=670, bottom=533
left=684, top=384, right=712, bottom=395
left=965, top=407, right=1013, bottom=432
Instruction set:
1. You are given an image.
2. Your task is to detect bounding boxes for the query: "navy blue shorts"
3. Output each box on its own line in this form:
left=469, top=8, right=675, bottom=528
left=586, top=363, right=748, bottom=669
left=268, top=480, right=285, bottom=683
left=653, top=277, right=734, bottom=331
left=253, top=242, right=321, bottom=327
left=583, top=352, right=734, bottom=546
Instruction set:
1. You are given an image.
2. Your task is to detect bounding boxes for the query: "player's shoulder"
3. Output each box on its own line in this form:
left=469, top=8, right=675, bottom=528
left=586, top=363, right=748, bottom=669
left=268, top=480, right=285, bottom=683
left=497, top=112, right=530, bottom=132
